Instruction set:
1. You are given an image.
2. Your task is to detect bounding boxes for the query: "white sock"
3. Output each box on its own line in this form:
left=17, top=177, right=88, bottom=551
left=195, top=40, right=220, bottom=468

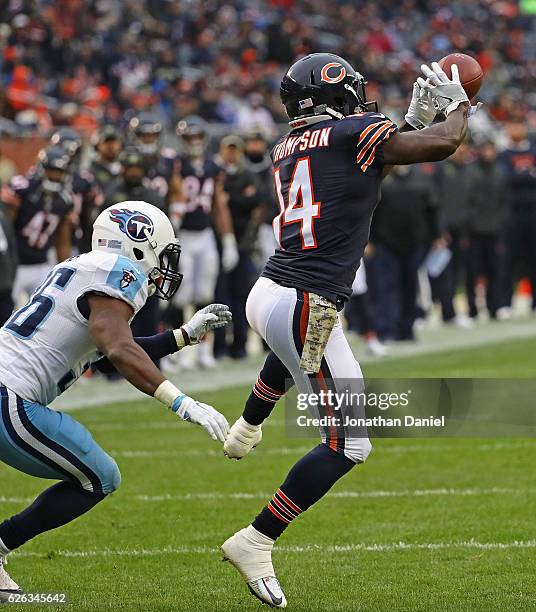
left=0, top=537, right=11, bottom=557
left=245, top=525, right=274, bottom=549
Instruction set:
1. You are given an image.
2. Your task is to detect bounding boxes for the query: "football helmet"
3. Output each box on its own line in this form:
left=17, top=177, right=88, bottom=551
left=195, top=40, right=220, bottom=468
left=280, top=53, right=377, bottom=121
left=37, top=146, right=70, bottom=193
left=176, top=115, right=208, bottom=158
left=92, top=201, right=183, bottom=300
left=129, top=112, right=162, bottom=156
left=50, top=127, right=82, bottom=167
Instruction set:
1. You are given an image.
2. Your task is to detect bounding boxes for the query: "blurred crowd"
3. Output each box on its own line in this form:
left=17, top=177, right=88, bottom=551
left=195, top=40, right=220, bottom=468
left=0, top=0, right=535, bottom=365
left=0, top=0, right=535, bottom=137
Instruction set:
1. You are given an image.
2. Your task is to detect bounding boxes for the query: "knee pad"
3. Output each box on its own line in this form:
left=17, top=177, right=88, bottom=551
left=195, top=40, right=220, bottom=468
left=342, top=437, right=372, bottom=464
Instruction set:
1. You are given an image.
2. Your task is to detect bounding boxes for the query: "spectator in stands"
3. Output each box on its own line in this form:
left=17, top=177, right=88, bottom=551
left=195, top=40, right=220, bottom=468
left=0, top=204, right=17, bottom=326
left=499, top=119, right=536, bottom=313
left=214, top=135, right=263, bottom=359
left=432, top=143, right=474, bottom=327
left=466, top=140, right=511, bottom=319
left=367, top=165, right=438, bottom=341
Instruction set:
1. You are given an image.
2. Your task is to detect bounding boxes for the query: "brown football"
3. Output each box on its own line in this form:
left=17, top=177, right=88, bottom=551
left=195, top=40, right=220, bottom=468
left=438, top=53, right=483, bottom=99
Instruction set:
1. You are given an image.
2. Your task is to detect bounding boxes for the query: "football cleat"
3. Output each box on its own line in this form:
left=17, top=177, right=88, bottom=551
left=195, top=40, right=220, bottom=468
left=221, top=526, right=287, bottom=608
left=0, top=556, right=22, bottom=603
left=224, top=417, right=262, bottom=460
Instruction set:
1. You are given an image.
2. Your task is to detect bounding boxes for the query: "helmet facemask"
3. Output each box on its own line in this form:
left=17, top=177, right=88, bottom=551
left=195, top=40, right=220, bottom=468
left=148, top=241, right=183, bottom=300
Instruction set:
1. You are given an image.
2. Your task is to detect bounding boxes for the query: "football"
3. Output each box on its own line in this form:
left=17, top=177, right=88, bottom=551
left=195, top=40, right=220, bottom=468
left=438, top=52, right=484, bottom=99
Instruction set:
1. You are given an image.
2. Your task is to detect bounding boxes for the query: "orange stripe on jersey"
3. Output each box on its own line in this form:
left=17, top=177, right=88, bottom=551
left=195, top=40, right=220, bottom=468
left=360, top=126, right=397, bottom=172
left=356, top=122, right=395, bottom=164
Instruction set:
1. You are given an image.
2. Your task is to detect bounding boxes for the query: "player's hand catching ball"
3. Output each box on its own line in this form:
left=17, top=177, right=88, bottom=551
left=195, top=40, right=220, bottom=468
left=405, top=82, right=437, bottom=129
left=175, top=303, right=232, bottom=346
left=417, top=62, right=473, bottom=117
left=171, top=395, right=230, bottom=442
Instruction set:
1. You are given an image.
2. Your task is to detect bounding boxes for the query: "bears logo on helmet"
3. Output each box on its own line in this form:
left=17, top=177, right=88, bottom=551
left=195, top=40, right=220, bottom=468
left=320, top=62, right=347, bottom=84
left=109, top=209, right=155, bottom=243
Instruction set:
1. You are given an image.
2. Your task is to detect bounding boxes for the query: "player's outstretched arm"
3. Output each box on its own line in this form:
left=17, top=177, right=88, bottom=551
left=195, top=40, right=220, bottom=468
left=88, top=294, right=229, bottom=441
left=382, top=103, right=469, bottom=165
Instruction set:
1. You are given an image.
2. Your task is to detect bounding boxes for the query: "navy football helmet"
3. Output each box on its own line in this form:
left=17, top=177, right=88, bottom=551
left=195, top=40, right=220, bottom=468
left=280, top=53, right=377, bottom=121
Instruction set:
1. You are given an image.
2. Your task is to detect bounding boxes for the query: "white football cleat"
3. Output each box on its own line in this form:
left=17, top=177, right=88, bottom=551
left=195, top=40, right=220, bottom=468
left=224, top=417, right=262, bottom=460
left=0, top=556, right=22, bottom=603
left=221, top=526, right=287, bottom=608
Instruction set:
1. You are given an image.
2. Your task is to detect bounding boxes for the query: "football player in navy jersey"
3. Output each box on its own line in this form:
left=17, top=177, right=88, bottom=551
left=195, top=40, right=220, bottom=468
left=50, top=127, right=104, bottom=254
left=129, top=113, right=182, bottom=206
left=167, top=116, right=239, bottom=368
left=220, top=53, right=480, bottom=608
left=1, top=146, right=74, bottom=305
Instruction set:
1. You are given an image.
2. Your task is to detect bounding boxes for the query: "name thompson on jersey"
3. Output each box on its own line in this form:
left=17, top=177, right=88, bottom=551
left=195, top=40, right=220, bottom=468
left=0, top=200, right=232, bottom=601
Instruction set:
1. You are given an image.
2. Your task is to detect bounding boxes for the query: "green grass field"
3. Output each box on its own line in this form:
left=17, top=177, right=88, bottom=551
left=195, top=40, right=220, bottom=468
left=2, top=337, right=536, bottom=611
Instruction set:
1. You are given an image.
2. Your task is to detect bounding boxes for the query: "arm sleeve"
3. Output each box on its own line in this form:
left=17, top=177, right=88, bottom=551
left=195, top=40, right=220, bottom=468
left=95, top=330, right=178, bottom=373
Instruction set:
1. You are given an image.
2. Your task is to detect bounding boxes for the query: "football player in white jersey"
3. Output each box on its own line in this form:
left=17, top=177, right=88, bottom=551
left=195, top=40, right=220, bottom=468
left=0, top=201, right=231, bottom=600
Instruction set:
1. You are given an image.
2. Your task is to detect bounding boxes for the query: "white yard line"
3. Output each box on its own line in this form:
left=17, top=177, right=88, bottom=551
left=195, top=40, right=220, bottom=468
left=12, top=539, right=536, bottom=558
left=2, top=485, right=534, bottom=506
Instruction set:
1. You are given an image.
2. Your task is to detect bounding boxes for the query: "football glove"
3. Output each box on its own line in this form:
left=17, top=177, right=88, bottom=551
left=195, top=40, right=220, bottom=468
left=171, top=395, right=230, bottom=442
left=417, top=62, right=469, bottom=117
left=222, top=233, right=239, bottom=272
left=404, top=82, right=437, bottom=129
left=175, top=303, right=232, bottom=346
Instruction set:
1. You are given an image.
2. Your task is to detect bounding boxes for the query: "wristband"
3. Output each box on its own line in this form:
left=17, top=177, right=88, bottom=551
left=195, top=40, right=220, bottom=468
left=154, top=380, right=184, bottom=410
left=173, top=327, right=191, bottom=349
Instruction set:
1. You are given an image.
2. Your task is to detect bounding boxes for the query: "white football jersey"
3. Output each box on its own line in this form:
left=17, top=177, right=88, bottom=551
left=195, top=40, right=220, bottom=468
left=0, top=250, right=149, bottom=405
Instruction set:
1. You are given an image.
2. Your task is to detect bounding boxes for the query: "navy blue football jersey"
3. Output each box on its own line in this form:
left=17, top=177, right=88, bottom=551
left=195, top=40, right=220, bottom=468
left=145, top=147, right=178, bottom=199
left=263, top=112, right=397, bottom=304
left=178, top=157, right=219, bottom=231
left=1, top=173, right=74, bottom=265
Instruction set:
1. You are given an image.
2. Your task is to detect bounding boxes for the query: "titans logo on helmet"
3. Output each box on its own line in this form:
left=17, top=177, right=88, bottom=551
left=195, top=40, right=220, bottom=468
left=109, top=209, right=154, bottom=243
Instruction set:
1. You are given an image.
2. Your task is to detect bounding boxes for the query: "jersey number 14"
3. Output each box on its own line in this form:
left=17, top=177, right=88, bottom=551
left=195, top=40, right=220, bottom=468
left=273, top=157, right=321, bottom=250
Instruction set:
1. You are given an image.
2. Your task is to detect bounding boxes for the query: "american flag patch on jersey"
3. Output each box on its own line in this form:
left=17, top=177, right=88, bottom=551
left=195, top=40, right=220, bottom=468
left=355, top=118, right=397, bottom=172
left=98, top=239, right=107, bottom=246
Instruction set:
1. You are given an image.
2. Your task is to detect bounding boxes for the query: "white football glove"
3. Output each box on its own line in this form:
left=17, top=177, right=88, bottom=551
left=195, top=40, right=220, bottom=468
left=405, top=82, right=437, bottom=129
left=221, top=233, right=239, bottom=272
left=417, top=62, right=470, bottom=117
left=171, top=395, right=230, bottom=442
left=175, top=304, right=232, bottom=346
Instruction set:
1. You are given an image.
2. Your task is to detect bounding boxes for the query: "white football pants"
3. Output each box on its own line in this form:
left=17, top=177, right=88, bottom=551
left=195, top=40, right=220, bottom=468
left=246, top=277, right=372, bottom=464
left=173, top=228, right=219, bottom=307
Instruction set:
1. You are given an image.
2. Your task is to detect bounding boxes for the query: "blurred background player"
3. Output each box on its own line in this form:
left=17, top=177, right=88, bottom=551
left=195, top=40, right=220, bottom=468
left=367, top=164, right=438, bottom=341
left=243, top=131, right=279, bottom=268
left=213, top=135, right=263, bottom=360
left=102, top=147, right=166, bottom=367
left=498, top=118, right=536, bottom=315
left=50, top=127, right=103, bottom=255
left=166, top=116, right=239, bottom=368
left=1, top=146, right=73, bottom=306
left=129, top=112, right=181, bottom=207
left=89, top=125, right=123, bottom=190
left=0, top=204, right=17, bottom=325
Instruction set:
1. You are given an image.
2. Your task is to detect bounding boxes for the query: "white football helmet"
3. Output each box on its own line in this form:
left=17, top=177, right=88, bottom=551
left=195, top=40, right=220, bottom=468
left=92, top=201, right=183, bottom=300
